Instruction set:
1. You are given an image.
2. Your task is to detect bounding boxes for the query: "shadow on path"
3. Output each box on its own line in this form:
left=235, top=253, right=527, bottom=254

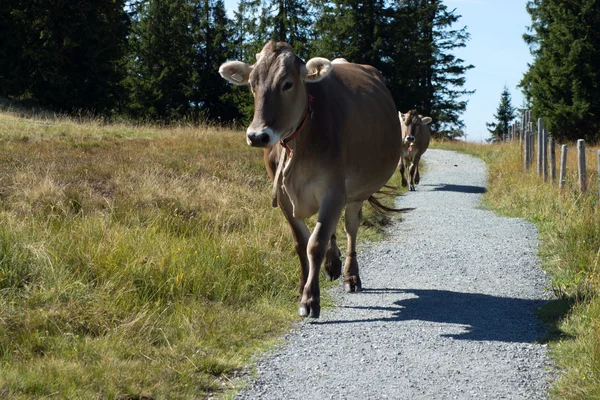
left=422, top=184, right=487, bottom=194
left=315, top=288, right=547, bottom=343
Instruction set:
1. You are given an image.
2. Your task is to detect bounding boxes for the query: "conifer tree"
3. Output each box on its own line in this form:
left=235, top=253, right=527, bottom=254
left=125, top=0, right=196, bottom=120
left=0, top=0, right=129, bottom=113
left=521, top=0, right=600, bottom=141
left=486, top=85, right=517, bottom=142
left=194, top=0, right=239, bottom=121
left=313, top=0, right=473, bottom=138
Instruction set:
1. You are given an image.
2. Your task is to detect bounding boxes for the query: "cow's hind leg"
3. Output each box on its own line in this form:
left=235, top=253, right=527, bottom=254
left=324, top=234, right=342, bottom=280
left=399, top=157, right=408, bottom=187
left=300, top=192, right=345, bottom=318
left=343, top=201, right=363, bottom=292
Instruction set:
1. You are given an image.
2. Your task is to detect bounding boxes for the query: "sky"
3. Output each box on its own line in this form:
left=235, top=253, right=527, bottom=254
left=222, top=0, right=533, bottom=143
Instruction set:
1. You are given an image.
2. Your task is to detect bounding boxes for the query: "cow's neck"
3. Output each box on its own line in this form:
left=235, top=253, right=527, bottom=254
left=279, top=94, right=314, bottom=158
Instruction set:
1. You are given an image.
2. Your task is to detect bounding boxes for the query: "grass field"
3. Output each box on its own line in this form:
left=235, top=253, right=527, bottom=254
left=0, top=109, right=402, bottom=399
left=433, top=140, right=600, bottom=400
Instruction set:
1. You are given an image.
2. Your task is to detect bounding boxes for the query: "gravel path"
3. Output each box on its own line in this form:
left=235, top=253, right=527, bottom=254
left=235, top=149, right=553, bottom=400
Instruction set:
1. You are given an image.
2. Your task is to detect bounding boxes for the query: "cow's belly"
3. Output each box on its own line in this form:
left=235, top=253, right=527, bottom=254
left=345, top=151, right=400, bottom=203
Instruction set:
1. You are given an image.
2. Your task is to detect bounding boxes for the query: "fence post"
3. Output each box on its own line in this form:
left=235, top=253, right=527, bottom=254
left=537, top=118, right=543, bottom=176
left=529, top=122, right=534, bottom=166
left=578, top=139, right=587, bottom=192
left=559, top=145, right=567, bottom=189
left=549, top=136, right=556, bottom=183
left=524, top=125, right=530, bottom=171
left=520, top=115, right=525, bottom=143
left=542, top=128, right=548, bottom=181
left=597, top=151, right=600, bottom=202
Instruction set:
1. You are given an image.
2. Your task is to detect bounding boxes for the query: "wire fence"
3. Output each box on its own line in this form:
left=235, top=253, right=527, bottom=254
left=504, top=110, right=600, bottom=199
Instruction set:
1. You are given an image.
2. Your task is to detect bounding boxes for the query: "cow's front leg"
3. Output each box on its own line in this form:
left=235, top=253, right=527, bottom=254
left=299, top=191, right=345, bottom=318
left=399, top=157, right=408, bottom=187
left=408, top=159, right=417, bottom=191
left=277, top=192, right=311, bottom=295
left=413, top=154, right=422, bottom=185
left=343, top=201, right=363, bottom=292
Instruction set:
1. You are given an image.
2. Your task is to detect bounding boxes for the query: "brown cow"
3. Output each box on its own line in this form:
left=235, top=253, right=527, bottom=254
left=219, top=41, right=402, bottom=318
left=398, top=110, right=432, bottom=191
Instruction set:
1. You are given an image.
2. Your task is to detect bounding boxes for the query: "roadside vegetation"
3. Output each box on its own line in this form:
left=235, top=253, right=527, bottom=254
left=433, top=140, right=600, bottom=400
left=0, top=109, right=401, bottom=399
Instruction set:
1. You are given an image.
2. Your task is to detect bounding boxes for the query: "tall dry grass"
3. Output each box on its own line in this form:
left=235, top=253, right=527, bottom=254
left=0, top=111, right=401, bottom=399
left=434, top=140, right=600, bottom=400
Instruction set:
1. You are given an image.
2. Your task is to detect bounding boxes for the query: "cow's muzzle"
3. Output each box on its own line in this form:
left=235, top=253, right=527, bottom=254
left=246, top=126, right=279, bottom=147
left=406, top=136, right=415, bottom=143
left=246, top=131, right=272, bottom=147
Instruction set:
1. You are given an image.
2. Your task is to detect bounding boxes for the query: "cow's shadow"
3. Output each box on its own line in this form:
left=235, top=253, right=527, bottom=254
left=423, top=184, right=486, bottom=194
left=314, top=288, right=549, bottom=343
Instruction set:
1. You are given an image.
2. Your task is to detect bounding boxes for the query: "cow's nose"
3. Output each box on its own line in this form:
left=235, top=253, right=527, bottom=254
left=407, top=136, right=415, bottom=143
left=247, top=132, right=270, bottom=147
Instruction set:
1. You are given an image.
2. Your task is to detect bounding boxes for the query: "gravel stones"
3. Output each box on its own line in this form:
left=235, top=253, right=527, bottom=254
left=235, top=149, right=553, bottom=400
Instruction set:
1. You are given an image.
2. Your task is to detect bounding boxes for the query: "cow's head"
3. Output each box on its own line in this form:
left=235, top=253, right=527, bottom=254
left=400, top=110, right=432, bottom=144
left=219, top=41, right=332, bottom=147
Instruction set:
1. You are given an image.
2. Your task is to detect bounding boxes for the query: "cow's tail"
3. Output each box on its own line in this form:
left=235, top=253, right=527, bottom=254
left=367, top=186, right=414, bottom=214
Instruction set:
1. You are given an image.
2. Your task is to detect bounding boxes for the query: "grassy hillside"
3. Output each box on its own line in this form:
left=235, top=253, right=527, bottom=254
left=0, top=110, right=402, bottom=399
left=433, top=140, right=600, bottom=400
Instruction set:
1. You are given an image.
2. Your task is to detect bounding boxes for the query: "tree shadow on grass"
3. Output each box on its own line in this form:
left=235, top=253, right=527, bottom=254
left=313, top=288, right=564, bottom=343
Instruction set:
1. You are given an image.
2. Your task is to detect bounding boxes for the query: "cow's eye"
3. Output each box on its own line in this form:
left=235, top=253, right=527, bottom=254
left=282, top=81, right=293, bottom=92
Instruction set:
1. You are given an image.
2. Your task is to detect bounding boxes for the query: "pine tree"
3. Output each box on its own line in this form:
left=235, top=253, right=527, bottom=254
left=266, top=0, right=312, bottom=59
left=0, top=0, right=129, bottom=113
left=312, top=0, right=387, bottom=67
left=125, top=0, right=196, bottom=120
left=416, top=0, right=474, bottom=138
left=486, top=85, right=517, bottom=142
left=521, top=0, right=600, bottom=142
left=194, top=0, right=239, bottom=121
left=374, top=0, right=474, bottom=138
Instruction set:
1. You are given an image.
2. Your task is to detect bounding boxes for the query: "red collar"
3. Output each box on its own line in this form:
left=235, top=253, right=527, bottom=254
left=279, top=95, right=314, bottom=158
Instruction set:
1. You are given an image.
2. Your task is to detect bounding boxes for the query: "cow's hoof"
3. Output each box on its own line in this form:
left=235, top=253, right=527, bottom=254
left=401, top=180, right=408, bottom=187
left=298, top=305, right=309, bottom=317
left=309, top=304, right=320, bottom=318
left=298, top=303, right=320, bottom=318
left=324, top=257, right=342, bottom=281
left=343, top=278, right=362, bottom=293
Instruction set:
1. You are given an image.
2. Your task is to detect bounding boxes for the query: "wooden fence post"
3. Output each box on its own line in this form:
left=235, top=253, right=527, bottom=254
left=537, top=118, right=543, bottom=176
left=529, top=122, right=534, bottom=166
left=542, top=128, right=548, bottom=181
left=549, top=137, right=556, bottom=183
left=597, top=151, right=600, bottom=202
left=524, top=125, right=530, bottom=171
left=559, top=145, right=567, bottom=189
left=578, top=139, right=587, bottom=192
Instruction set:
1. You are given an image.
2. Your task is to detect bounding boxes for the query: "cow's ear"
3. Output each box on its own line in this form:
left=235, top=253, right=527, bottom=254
left=302, top=57, right=332, bottom=82
left=219, top=61, right=252, bottom=86
left=421, top=117, right=432, bottom=125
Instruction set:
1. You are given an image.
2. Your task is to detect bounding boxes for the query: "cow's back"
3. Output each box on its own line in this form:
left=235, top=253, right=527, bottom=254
left=309, top=63, right=401, bottom=202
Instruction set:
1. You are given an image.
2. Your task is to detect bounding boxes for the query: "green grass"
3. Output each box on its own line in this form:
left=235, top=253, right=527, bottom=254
left=0, top=110, right=404, bottom=399
left=432, top=140, right=600, bottom=400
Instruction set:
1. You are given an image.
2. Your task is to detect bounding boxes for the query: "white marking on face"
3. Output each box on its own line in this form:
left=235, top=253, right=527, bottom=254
left=245, top=126, right=281, bottom=146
